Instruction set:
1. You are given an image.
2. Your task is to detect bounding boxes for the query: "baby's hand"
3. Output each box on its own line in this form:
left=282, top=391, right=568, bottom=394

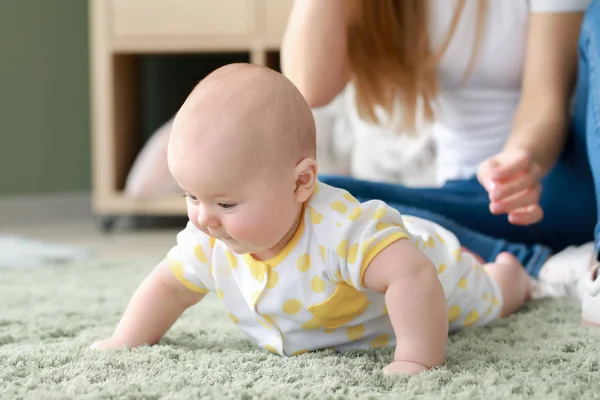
left=383, top=360, right=430, bottom=375
left=90, top=337, right=127, bottom=350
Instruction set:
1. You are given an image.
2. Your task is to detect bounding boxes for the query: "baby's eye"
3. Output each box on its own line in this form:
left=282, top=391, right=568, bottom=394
left=184, top=193, right=198, bottom=201
left=218, top=203, right=236, bottom=209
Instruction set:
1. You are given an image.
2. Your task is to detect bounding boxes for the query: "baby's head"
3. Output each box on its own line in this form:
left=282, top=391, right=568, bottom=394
left=168, top=63, right=317, bottom=259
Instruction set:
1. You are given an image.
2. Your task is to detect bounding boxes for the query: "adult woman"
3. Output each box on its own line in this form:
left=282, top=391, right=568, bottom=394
left=281, top=0, right=599, bottom=279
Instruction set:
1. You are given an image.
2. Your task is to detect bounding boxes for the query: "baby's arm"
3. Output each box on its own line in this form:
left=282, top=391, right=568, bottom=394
left=91, top=259, right=206, bottom=349
left=362, top=239, right=448, bottom=375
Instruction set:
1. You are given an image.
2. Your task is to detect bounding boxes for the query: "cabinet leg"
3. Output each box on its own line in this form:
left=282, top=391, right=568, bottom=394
left=99, top=215, right=118, bottom=233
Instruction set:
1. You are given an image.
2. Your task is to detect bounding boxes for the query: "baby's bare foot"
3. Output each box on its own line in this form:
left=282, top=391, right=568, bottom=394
left=494, top=251, right=520, bottom=266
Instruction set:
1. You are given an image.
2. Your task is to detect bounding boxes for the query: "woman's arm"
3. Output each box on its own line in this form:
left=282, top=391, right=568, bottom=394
left=280, top=0, right=351, bottom=107
left=505, top=12, right=584, bottom=174
left=477, top=11, right=584, bottom=225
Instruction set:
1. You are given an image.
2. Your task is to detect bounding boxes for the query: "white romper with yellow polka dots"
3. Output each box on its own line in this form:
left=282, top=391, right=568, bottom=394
left=167, top=181, right=504, bottom=356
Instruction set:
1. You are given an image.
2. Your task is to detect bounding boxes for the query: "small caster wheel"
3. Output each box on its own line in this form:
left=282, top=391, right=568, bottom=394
left=99, top=215, right=118, bottom=233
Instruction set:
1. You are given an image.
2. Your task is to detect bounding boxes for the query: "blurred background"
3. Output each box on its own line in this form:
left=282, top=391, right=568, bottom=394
left=1, top=1, right=90, bottom=196
left=0, top=0, right=305, bottom=264
left=0, top=1, right=255, bottom=262
left=0, top=0, right=433, bottom=265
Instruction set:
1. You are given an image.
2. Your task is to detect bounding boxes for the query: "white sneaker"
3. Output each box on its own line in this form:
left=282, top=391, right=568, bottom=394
left=581, top=263, right=600, bottom=326
left=532, top=242, right=595, bottom=300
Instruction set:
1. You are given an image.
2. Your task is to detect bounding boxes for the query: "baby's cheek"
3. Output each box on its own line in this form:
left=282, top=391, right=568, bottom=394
left=229, top=217, right=260, bottom=241
left=230, top=213, right=272, bottom=244
left=187, top=208, right=201, bottom=230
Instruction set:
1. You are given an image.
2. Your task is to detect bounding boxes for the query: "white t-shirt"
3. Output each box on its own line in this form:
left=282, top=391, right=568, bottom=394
left=344, top=0, right=589, bottom=184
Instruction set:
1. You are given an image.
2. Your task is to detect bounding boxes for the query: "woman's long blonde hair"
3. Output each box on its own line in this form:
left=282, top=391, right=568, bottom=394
left=347, top=0, right=487, bottom=131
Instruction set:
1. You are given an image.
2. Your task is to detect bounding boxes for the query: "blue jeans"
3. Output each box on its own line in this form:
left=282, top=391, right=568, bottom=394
left=321, top=1, right=600, bottom=277
left=579, top=0, right=600, bottom=260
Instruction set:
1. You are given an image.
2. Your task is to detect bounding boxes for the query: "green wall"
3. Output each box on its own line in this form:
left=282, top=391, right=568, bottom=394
left=0, top=0, right=90, bottom=195
left=0, top=1, right=266, bottom=195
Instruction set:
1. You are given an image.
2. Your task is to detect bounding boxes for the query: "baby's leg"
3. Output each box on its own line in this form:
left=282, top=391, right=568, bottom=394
left=484, top=252, right=533, bottom=317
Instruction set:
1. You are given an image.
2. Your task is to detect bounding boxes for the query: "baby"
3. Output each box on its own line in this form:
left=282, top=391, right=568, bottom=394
left=92, top=63, right=532, bottom=375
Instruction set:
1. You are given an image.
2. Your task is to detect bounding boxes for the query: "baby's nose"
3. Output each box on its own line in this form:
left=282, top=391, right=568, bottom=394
left=197, top=206, right=220, bottom=229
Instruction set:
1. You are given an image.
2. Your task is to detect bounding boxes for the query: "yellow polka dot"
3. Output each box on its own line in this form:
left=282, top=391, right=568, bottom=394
left=383, top=304, right=388, bottom=315
left=347, top=243, right=359, bottom=264
left=486, top=305, right=493, bottom=315
left=324, top=328, right=336, bottom=334
left=346, top=325, right=365, bottom=341
left=292, top=349, right=308, bottom=356
left=331, top=201, right=347, bottom=214
left=229, top=313, right=239, bottom=324
left=464, top=309, right=479, bottom=327
left=334, top=271, right=344, bottom=283
left=265, top=345, right=278, bottom=354
left=282, top=299, right=303, bottom=314
left=438, top=263, right=447, bottom=275
left=257, top=318, right=270, bottom=329
left=209, top=236, right=216, bottom=248
left=194, top=245, right=208, bottom=263
left=474, top=263, right=480, bottom=270
left=266, top=270, right=279, bottom=289
left=250, top=290, right=262, bottom=307
left=343, top=193, right=359, bottom=203
left=319, top=245, right=327, bottom=262
left=491, top=295, right=500, bottom=306
left=348, top=207, right=362, bottom=221
left=457, top=277, right=467, bottom=289
left=263, top=314, right=275, bottom=325
left=373, top=207, right=386, bottom=220
left=313, top=182, right=320, bottom=194
left=336, top=222, right=342, bottom=227
left=448, top=305, right=462, bottom=323
left=311, top=276, right=326, bottom=293
left=249, top=263, right=265, bottom=283
left=336, top=240, right=347, bottom=258
left=297, top=253, right=311, bottom=272
left=482, top=293, right=489, bottom=301
left=370, top=334, right=389, bottom=348
left=376, top=222, right=391, bottom=232
left=225, top=251, right=237, bottom=269
left=361, top=238, right=375, bottom=256
left=453, top=248, right=462, bottom=262
left=434, top=233, right=445, bottom=245
left=425, top=236, right=435, bottom=248
left=309, top=207, right=323, bottom=224
left=217, top=289, right=224, bottom=300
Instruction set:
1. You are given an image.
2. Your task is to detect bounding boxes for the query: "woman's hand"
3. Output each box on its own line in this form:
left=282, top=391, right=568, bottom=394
left=477, top=148, right=543, bottom=225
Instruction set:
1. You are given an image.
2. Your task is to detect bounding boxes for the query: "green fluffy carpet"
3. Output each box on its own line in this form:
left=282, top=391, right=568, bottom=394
left=2, top=257, right=600, bottom=399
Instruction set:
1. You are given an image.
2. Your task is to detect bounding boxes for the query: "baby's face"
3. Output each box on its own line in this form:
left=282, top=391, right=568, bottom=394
left=168, top=63, right=317, bottom=259
left=170, top=132, right=302, bottom=259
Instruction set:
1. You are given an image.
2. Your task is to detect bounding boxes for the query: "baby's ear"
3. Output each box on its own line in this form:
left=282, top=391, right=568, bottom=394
left=294, top=158, right=318, bottom=203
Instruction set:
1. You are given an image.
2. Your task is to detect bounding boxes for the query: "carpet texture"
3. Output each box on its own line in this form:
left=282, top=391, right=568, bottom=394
left=2, top=257, right=600, bottom=399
